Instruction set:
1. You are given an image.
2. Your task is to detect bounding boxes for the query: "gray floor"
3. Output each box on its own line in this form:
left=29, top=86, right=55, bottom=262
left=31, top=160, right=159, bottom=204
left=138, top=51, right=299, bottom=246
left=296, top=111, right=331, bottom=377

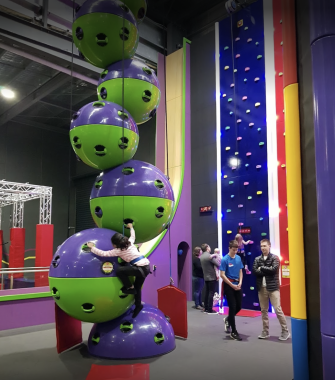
left=0, top=302, right=293, bottom=380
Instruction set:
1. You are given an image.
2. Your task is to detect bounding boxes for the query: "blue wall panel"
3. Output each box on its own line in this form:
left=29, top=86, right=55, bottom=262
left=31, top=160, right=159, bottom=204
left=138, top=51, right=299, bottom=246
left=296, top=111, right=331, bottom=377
left=219, top=0, right=270, bottom=310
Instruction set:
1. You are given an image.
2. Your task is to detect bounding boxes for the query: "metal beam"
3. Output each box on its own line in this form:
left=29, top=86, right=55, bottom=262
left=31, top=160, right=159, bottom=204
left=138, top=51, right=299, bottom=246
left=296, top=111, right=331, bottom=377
left=42, top=0, right=49, bottom=28
left=10, top=117, right=69, bottom=135
left=0, top=72, right=69, bottom=126
left=39, top=99, right=70, bottom=112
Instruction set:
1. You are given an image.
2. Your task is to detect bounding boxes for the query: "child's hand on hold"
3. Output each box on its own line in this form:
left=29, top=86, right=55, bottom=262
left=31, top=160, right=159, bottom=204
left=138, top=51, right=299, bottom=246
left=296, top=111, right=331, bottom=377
left=87, top=242, right=95, bottom=248
left=127, top=223, right=133, bottom=229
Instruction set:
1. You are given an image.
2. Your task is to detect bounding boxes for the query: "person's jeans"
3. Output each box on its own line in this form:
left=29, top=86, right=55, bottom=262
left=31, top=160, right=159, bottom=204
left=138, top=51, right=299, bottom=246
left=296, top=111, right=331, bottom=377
left=192, top=276, right=204, bottom=307
left=116, top=265, right=150, bottom=308
left=224, top=285, right=242, bottom=333
left=204, top=280, right=217, bottom=311
left=258, top=287, right=288, bottom=333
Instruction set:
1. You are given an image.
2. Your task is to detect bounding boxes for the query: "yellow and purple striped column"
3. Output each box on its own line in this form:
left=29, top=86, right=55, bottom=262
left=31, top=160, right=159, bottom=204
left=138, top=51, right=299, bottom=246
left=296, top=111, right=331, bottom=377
left=282, top=0, right=309, bottom=379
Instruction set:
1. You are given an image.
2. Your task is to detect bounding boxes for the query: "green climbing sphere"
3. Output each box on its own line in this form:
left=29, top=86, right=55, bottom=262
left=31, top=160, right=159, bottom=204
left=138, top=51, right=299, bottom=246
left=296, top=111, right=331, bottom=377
left=122, top=0, right=147, bottom=23
left=72, top=0, right=139, bottom=69
left=70, top=101, right=139, bottom=170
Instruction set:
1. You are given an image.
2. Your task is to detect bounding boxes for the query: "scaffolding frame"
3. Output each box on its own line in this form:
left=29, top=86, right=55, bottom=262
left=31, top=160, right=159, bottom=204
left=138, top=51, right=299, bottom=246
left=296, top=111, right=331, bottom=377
left=0, top=180, right=52, bottom=227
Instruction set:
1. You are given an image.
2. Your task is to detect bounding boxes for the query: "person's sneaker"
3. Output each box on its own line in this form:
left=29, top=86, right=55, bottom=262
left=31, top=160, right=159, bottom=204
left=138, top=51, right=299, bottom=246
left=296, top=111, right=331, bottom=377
left=195, top=305, right=203, bottom=310
left=230, top=332, right=242, bottom=341
left=207, top=309, right=218, bottom=315
left=279, top=331, right=291, bottom=341
left=202, top=309, right=209, bottom=313
left=224, top=317, right=230, bottom=333
left=258, top=331, right=270, bottom=339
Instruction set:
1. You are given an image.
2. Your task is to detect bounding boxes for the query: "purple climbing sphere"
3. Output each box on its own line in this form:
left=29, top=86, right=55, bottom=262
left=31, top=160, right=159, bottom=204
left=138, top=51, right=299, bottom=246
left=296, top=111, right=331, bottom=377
left=75, top=0, right=137, bottom=26
left=70, top=101, right=138, bottom=134
left=90, top=160, right=174, bottom=200
left=98, top=59, right=160, bottom=88
left=88, top=303, right=176, bottom=359
left=49, top=228, right=123, bottom=279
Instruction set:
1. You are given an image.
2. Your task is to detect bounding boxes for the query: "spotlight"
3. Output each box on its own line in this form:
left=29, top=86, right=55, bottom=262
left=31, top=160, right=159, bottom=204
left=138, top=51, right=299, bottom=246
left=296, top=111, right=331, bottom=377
left=1, top=88, right=15, bottom=99
left=225, top=0, right=237, bottom=14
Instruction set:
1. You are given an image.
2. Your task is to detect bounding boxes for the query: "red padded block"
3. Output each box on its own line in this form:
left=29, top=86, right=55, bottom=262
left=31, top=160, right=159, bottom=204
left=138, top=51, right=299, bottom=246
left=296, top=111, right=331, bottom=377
left=9, top=228, right=25, bottom=279
left=35, top=224, right=54, bottom=287
left=55, top=303, right=82, bottom=354
left=86, top=364, right=150, bottom=380
left=157, top=285, right=187, bottom=339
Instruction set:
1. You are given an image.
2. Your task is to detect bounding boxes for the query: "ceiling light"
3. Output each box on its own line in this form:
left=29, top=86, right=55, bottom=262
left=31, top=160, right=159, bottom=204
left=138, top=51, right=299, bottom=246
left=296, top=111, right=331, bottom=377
left=1, top=88, right=15, bottom=99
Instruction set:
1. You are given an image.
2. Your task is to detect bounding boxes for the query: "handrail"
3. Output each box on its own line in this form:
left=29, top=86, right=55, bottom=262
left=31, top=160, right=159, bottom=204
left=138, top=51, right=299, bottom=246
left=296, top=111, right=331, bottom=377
left=0, top=266, right=49, bottom=270
left=0, top=269, right=49, bottom=275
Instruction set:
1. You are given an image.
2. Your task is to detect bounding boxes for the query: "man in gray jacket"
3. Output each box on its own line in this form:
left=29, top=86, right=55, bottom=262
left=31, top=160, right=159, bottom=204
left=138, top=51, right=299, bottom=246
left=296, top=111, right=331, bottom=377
left=200, top=243, right=221, bottom=314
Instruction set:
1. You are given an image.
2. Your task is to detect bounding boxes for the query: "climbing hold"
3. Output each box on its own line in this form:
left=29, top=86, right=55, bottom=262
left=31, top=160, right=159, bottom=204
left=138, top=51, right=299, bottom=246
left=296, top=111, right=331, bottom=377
left=257, top=55, right=263, bottom=60
left=234, top=69, right=238, bottom=73
left=224, top=175, right=228, bottom=178
left=257, top=191, right=263, bottom=195
left=248, top=196, right=252, bottom=200
left=235, top=37, right=240, bottom=41
left=227, top=209, right=231, bottom=213
left=244, top=182, right=249, bottom=186
left=257, top=128, right=262, bottom=132
left=222, top=93, right=227, bottom=97
left=245, top=163, right=249, bottom=167
left=236, top=54, right=241, bottom=58
left=229, top=181, right=234, bottom=185
left=261, top=233, right=267, bottom=237
left=244, top=26, right=248, bottom=30
left=225, top=126, right=230, bottom=130
left=238, top=222, right=244, bottom=226
left=225, top=146, right=231, bottom=151
left=246, top=109, right=251, bottom=114
left=227, top=230, right=232, bottom=234
left=249, top=122, right=254, bottom=127
left=281, top=164, right=286, bottom=168
left=280, top=19, right=282, bottom=24
left=247, top=38, right=252, bottom=43
left=245, top=67, right=250, bottom=72
left=238, top=204, right=243, bottom=208
left=224, top=66, right=230, bottom=70
left=256, top=165, right=262, bottom=169
left=259, top=217, right=263, bottom=221
left=254, top=77, right=260, bottom=82
left=244, top=78, right=247, bottom=82
left=224, top=46, right=229, bottom=50
left=230, top=111, right=233, bottom=115
left=281, top=41, right=283, bottom=46
left=259, top=142, right=264, bottom=146
left=235, top=152, right=239, bottom=156
left=231, top=195, right=235, bottom=198
left=250, top=287, right=255, bottom=290
left=230, top=83, right=235, bottom=88
left=283, top=132, right=286, bottom=136
left=242, top=96, right=247, bottom=101
left=255, top=42, right=259, bottom=45
left=246, top=152, right=252, bottom=156
left=232, top=166, right=236, bottom=171
left=279, top=72, right=283, bottom=76
left=237, top=119, right=242, bottom=123
left=251, top=211, right=256, bottom=214
left=228, top=98, right=233, bottom=102
left=237, top=137, right=242, bottom=141
left=255, top=102, right=261, bottom=107
left=253, top=303, right=259, bottom=307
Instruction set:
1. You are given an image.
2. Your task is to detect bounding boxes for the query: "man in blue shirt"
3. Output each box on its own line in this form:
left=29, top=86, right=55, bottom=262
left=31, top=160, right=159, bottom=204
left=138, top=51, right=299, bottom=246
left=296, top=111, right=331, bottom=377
left=220, top=240, right=244, bottom=341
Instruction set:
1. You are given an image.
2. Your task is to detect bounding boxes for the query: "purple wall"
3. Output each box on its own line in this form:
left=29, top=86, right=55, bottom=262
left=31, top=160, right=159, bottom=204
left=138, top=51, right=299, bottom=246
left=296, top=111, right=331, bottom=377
left=310, top=0, right=335, bottom=377
left=142, top=43, right=192, bottom=305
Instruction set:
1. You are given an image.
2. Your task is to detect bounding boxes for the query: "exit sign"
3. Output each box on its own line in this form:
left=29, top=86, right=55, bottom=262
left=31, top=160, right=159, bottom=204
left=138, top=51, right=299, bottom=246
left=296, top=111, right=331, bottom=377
left=199, top=206, right=212, bottom=213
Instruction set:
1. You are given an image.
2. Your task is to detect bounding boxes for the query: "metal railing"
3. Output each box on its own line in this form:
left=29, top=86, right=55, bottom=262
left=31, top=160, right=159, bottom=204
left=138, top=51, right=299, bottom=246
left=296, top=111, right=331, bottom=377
left=0, top=266, right=49, bottom=290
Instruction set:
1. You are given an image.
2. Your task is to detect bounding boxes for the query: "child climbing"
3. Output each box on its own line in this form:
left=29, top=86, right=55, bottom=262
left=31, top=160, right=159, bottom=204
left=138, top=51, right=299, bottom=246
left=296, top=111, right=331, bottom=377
left=87, top=224, right=150, bottom=318
left=235, top=234, right=253, bottom=274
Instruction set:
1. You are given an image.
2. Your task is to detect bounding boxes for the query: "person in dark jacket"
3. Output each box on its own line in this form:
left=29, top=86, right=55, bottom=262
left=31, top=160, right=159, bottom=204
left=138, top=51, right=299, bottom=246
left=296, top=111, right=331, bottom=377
left=192, top=246, right=204, bottom=310
left=252, top=239, right=290, bottom=341
left=200, top=243, right=221, bottom=314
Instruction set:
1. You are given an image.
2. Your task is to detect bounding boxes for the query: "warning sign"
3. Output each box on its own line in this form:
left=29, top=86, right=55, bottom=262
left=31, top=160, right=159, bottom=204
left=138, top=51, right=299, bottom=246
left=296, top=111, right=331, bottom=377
left=282, top=265, right=290, bottom=278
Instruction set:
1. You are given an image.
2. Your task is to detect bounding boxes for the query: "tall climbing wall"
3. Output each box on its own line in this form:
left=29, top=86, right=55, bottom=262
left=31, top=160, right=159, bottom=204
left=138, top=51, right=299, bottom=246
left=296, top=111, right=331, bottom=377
left=219, top=0, right=269, bottom=310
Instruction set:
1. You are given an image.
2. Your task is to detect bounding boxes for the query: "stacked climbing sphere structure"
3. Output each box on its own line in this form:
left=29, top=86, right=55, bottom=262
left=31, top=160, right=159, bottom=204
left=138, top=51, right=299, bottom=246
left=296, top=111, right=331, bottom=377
left=49, top=0, right=175, bottom=359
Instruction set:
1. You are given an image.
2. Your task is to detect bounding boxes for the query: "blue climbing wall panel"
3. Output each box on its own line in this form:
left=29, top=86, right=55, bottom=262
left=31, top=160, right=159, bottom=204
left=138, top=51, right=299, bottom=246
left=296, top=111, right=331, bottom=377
left=219, top=0, right=269, bottom=310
